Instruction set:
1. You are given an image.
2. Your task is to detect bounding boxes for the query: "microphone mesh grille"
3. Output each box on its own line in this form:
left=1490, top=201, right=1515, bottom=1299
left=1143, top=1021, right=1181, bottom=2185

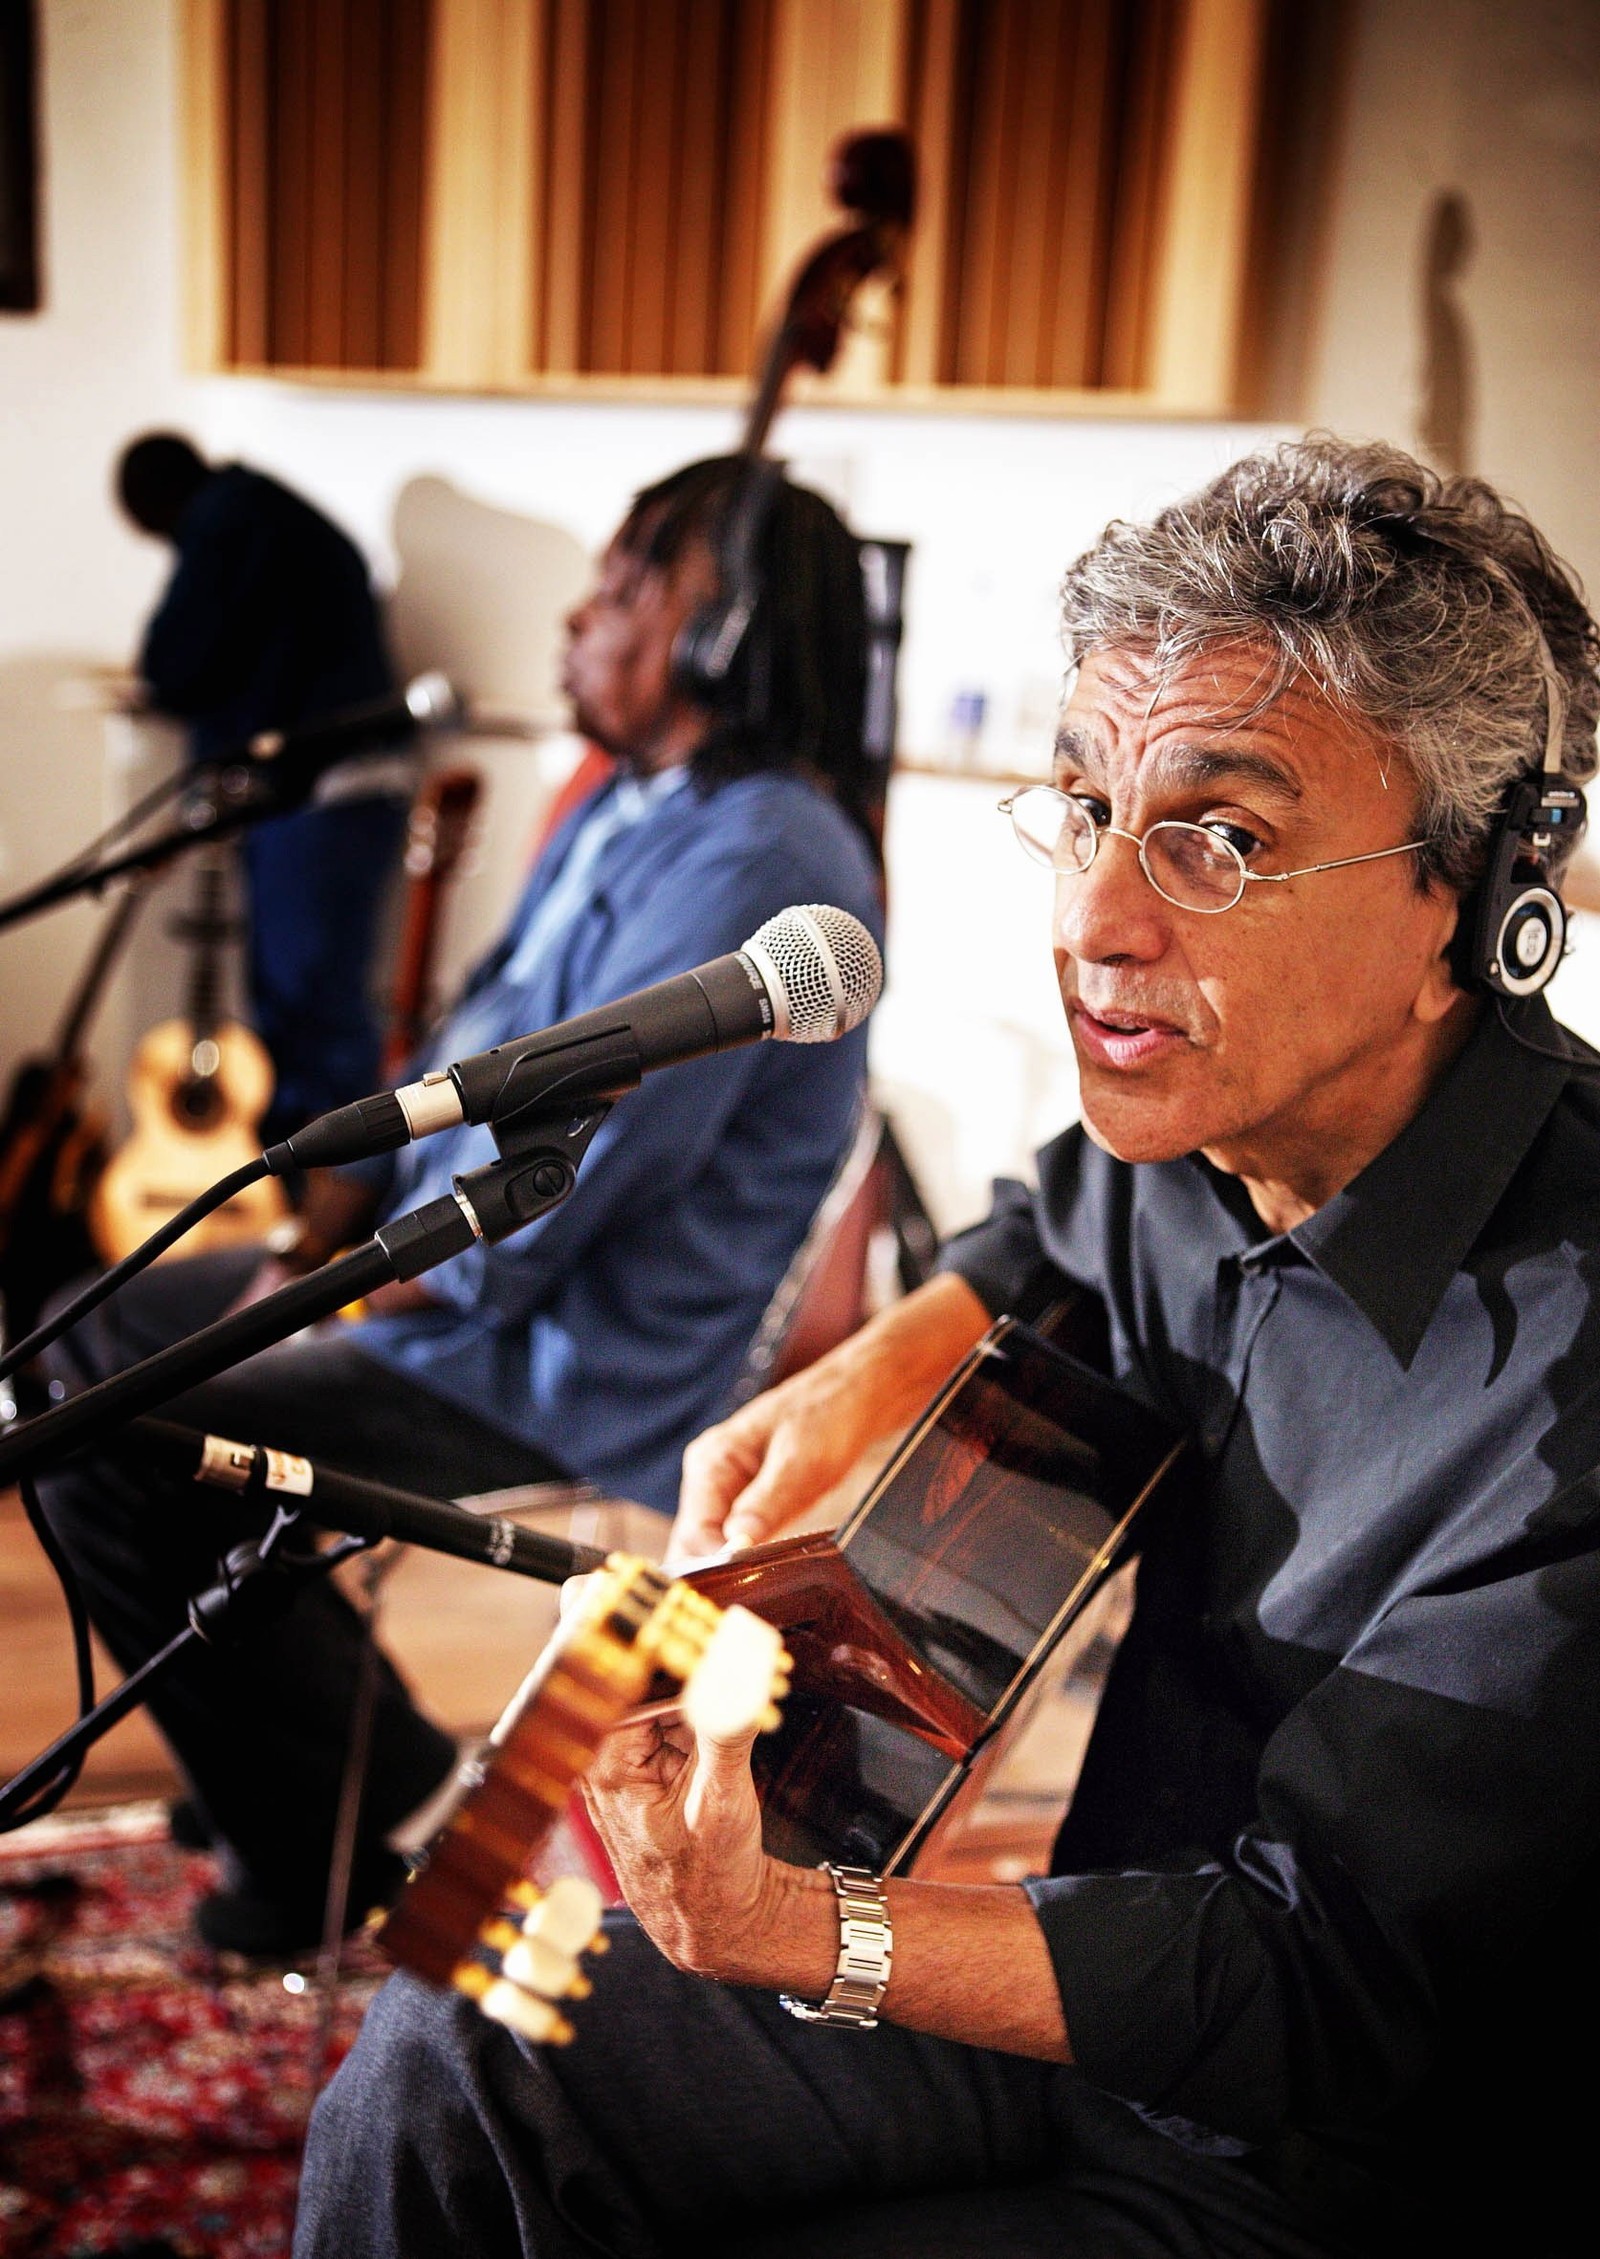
left=746, top=905, right=883, bottom=1042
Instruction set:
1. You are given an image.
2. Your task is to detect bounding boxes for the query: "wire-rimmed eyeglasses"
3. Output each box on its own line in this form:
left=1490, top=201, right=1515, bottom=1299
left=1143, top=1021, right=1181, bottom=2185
left=997, top=785, right=1430, bottom=915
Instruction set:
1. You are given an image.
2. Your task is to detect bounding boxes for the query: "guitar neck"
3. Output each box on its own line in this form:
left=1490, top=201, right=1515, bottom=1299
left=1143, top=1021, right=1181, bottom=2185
left=383, top=768, right=480, bottom=1079
left=183, top=851, right=230, bottom=1044
left=53, top=883, right=148, bottom=1063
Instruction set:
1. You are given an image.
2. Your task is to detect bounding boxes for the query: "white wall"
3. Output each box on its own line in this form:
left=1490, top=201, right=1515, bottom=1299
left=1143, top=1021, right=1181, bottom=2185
left=1307, top=0, right=1600, bottom=607
left=1, top=0, right=1598, bottom=1239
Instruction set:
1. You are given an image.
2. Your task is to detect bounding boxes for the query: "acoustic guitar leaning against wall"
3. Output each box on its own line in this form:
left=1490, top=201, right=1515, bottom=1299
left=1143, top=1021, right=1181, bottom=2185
left=90, top=846, right=287, bottom=1266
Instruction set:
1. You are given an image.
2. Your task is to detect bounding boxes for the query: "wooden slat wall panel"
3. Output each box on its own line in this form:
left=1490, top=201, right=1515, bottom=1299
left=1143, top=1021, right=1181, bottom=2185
left=714, top=1, right=773, bottom=378
left=539, top=0, right=591, bottom=374
left=1098, top=0, right=1180, bottom=390
left=1046, top=0, right=1114, bottom=387
left=936, top=0, right=1177, bottom=391
left=342, top=0, right=385, bottom=368
left=1142, top=0, right=1267, bottom=407
left=622, top=1, right=678, bottom=374
left=223, top=0, right=429, bottom=371
left=305, top=0, right=349, bottom=363
left=197, top=0, right=1271, bottom=404
left=669, top=0, right=729, bottom=374
left=544, top=0, right=775, bottom=381
left=379, top=0, right=429, bottom=368
left=224, top=0, right=270, bottom=364
left=268, top=0, right=313, bottom=366
left=893, top=0, right=958, bottom=386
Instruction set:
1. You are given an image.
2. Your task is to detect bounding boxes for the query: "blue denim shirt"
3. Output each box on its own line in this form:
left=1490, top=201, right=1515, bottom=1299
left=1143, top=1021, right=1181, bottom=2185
left=351, top=766, right=883, bottom=1511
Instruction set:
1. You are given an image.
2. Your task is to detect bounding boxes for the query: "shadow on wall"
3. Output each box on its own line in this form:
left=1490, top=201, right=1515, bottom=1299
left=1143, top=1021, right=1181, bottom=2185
left=0, top=654, right=125, bottom=1086
left=387, top=476, right=590, bottom=726
left=1417, top=188, right=1476, bottom=478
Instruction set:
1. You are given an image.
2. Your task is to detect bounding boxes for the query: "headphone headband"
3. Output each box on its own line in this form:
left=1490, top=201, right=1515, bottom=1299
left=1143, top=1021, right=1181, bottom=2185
left=671, top=458, right=786, bottom=709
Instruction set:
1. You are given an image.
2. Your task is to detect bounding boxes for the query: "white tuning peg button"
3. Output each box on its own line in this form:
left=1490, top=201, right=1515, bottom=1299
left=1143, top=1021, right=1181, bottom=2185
left=478, top=1981, right=572, bottom=2046
left=681, top=1606, right=787, bottom=1739
left=501, top=1931, right=589, bottom=2002
left=522, top=1874, right=606, bottom=1958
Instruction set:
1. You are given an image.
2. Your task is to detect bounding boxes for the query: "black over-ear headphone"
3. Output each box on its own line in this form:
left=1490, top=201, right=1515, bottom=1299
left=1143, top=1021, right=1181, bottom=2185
left=1460, top=645, right=1585, bottom=998
left=672, top=456, right=785, bottom=708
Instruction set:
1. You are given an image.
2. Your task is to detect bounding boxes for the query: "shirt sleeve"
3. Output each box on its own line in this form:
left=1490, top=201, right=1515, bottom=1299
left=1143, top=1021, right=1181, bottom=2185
left=937, top=1126, right=1092, bottom=1320
left=410, top=835, right=851, bottom=1327
left=1024, top=1406, right=1600, bottom=2148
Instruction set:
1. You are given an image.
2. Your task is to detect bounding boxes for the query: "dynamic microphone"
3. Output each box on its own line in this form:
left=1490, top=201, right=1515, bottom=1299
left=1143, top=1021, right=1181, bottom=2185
left=269, top=902, right=883, bottom=1173
left=121, top=1417, right=607, bottom=1585
left=195, top=672, right=459, bottom=811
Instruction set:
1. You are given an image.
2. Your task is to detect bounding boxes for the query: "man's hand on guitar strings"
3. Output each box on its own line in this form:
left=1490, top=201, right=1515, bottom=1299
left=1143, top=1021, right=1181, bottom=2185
left=670, top=1274, right=993, bottom=1565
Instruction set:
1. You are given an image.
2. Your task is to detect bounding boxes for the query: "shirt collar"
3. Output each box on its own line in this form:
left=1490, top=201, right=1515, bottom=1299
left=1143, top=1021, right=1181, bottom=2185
left=607, top=762, right=690, bottom=825
left=1284, top=996, right=1574, bottom=1367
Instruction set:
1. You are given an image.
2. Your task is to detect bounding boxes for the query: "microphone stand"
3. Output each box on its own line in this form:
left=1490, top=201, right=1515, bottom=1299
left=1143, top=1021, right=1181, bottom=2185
left=0, top=1095, right=612, bottom=1823
left=0, top=762, right=294, bottom=935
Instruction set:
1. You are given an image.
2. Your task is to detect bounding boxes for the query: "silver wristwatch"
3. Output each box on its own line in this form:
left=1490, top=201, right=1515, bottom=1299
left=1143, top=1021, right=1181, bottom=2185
left=779, top=1863, right=893, bottom=2030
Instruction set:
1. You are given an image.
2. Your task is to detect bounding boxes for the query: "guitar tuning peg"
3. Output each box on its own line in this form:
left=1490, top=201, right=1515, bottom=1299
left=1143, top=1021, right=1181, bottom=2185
left=681, top=1606, right=790, bottom=1739
left=476, top=1980, right=575, bottom=2047
left=521, top=1874, right=606, bottom=1958
left=500, top=1931, right=593, bottom=2003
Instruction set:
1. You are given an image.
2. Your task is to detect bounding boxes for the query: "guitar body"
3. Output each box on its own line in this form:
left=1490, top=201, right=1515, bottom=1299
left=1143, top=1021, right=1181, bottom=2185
left=0, top=885, right=150, bottom=1340
left=686, top=1317, right=1188, bottom=1874
left=381, top=1315, right=1187, bottom=2046
left=89, top=1016, right=288, bottom=1263
left=0, top=1053, right=106, bottom=1338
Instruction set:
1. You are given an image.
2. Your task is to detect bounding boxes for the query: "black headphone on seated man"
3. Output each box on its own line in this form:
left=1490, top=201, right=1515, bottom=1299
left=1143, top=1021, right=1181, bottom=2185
left=1458, top=644, right=1585, bottom=1000
left=671, top=456, right=786, bottom=709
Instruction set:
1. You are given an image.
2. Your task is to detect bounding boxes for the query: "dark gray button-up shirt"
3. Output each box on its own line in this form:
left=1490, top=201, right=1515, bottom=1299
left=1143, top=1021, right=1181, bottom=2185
left=942, top=996, right=1600, bottom=2247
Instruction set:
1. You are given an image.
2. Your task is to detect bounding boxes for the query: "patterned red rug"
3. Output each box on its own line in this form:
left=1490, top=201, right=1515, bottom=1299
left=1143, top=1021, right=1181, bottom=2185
left=0, top=1804, right=387, bottom=2259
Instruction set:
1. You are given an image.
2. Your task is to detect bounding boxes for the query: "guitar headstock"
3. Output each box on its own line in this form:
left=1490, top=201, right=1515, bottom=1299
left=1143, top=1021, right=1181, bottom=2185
left=378, top=1554, right=790, bottom=2042
left=403, top=765, right=481, bottom=884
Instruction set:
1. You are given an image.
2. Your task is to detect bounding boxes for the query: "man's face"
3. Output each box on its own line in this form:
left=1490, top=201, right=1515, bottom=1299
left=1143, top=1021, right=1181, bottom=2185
left=1050, top=643, right=1469, bottom=1206
left=561, top=535, right=719, bottom=773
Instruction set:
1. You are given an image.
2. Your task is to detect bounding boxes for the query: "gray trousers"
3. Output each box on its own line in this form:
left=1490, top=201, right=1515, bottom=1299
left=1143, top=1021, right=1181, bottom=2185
left=294, top=1914, right=1350, bottom=2259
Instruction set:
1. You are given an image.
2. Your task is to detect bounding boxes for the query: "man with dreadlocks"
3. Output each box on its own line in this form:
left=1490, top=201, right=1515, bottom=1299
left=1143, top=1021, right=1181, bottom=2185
left=300, top=437, right=1600, bottom=2259
left=39, top=459, right=885, bottom=1957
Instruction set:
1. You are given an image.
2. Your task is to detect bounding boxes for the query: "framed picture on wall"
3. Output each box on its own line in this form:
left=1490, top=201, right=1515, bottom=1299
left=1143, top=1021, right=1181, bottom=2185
left=0, top=0, right=40, bottom=314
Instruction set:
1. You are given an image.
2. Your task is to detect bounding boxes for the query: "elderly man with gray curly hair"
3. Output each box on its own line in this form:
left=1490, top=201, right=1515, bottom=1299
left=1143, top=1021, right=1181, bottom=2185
left=296, top=438, right=1600, bottom=2259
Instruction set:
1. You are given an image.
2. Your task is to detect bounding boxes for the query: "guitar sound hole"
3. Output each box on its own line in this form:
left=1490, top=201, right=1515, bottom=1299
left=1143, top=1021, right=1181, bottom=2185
left=174, top=1076, right=222, bottom=1129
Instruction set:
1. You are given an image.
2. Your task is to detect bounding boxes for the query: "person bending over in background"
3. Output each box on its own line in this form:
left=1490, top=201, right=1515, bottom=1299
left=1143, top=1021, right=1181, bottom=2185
left=43, top=458, right=885, bottom=1957
left=116, top=430, right=408, bottom=1137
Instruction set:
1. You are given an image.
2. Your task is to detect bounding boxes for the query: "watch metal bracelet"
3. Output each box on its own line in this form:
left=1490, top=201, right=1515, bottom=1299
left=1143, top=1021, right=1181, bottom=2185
left=779, top=1863, right=893, bottom=2030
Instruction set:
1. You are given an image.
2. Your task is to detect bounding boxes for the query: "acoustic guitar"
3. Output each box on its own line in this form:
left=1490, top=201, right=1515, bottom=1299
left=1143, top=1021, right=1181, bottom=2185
left=0, top=884, right=147, bottom=1343
left=378, top=1553, right=791, bottom=2043
left=89, top=848, right=288, bottom=1264
left=380, top=765, right=482, bottom=1081
left=379, top=1315, right=1189, bottom=2038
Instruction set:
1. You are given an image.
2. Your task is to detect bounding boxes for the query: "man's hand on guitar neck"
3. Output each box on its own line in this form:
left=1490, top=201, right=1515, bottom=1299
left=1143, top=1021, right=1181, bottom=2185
left=670, top=1273, right=992, bottom=1564
left=582, top=1652, right=1072, bottom=2063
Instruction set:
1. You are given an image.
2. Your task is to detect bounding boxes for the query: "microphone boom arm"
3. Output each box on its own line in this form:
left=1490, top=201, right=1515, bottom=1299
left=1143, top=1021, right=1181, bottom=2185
left=0, top=1098, right=612, bottom=1493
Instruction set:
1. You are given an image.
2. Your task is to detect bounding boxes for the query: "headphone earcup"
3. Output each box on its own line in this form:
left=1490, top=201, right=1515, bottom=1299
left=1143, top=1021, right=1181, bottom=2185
left=670, top=457, right=785, bottom=710
left=1482, top=882, right=1567, bottom=996
left=671, top=597, right=752, bottom=707
left=1460, top=773, right=1582, bottom=998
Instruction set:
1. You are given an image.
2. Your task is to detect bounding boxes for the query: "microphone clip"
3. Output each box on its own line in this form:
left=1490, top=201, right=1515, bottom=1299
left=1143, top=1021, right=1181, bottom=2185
left=452, top=1100, right=614, bottom=1244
